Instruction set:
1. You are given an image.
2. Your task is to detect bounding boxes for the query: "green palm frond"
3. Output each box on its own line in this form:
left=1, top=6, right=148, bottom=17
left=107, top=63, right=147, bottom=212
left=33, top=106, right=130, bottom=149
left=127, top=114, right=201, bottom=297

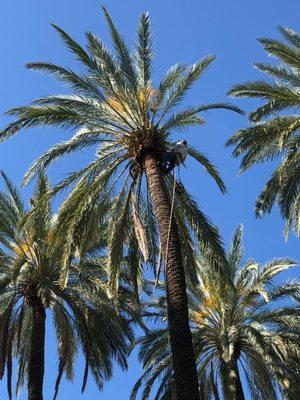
left=0, top=171, right=24, bottom=214
left=135, top=12, right=153, bottom=88
left=227, top=26, right=300, bottom=237
left=102, top=6, right=138, bottom=90
left=187, top=147, right=226, bottom=193
left=258, top=35, right=300, bottom=69
left=227, top=224, right=244, bottom=279
left=156, top=56, right=216, bottom=124
left=51, top=23, right=96, bottom=68
left=169, top=184, right=227, bottom=270
left=278, top=26, right=300, bottom=47
left=255, top=63, right=300, bottom=87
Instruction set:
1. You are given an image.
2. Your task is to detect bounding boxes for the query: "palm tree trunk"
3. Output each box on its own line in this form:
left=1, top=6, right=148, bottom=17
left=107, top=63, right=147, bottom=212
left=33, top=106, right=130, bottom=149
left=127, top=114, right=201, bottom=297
left=28, top=298, right=46, bottom=400
left=221, top=358, right=245, bottom=400
left=144, top=154, right=199, bottom=400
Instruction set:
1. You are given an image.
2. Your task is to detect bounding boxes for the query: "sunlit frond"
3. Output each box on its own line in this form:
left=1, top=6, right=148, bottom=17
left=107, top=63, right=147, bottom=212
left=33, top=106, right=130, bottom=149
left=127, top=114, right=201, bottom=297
left=227, top=26, right=300, bottom=237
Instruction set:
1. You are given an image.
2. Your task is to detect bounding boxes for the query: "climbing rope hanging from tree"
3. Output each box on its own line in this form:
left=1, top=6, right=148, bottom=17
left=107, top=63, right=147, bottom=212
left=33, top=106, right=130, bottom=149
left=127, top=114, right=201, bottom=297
left=155, top=167, right=177, bottom=286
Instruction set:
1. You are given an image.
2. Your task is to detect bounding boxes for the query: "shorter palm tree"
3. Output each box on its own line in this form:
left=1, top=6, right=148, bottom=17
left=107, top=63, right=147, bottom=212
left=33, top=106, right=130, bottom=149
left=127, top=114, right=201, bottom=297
left=132, top=225, right=300, bottom=400
left=0, top=172, right=135, bottom=400
left=227, top=27, right=300, bottom=237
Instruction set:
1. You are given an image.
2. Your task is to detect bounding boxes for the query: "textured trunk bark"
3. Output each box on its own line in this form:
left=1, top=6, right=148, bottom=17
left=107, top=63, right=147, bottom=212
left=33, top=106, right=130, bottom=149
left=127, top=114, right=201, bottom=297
left=222, top=358, right=245, bottom=400
left=144, top=154, right=199, bottom=400
left=28, top=298, right=46, bottom=400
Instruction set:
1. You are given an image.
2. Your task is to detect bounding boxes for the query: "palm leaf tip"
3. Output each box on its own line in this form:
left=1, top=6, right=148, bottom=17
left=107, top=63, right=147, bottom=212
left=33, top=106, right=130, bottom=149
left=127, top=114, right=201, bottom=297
left=198, top=103, right=244, bottom=115
left=101, top=6, right=137, bottom=89
left=278, top=25, right=300, bottom=47
left=25, top=62, right=35, bottom=70
left=135, top=11, right=153, bottom=87
left=187, top=147, right=227, bottom=194
left=227, top=83, right=253, bottom=98
left=223, top=104, right=245, bottom=115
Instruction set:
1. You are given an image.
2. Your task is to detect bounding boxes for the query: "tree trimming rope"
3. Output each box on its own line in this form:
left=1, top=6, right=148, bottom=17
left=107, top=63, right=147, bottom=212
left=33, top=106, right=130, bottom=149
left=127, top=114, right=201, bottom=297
left=155, top=168, right=177, bottom=287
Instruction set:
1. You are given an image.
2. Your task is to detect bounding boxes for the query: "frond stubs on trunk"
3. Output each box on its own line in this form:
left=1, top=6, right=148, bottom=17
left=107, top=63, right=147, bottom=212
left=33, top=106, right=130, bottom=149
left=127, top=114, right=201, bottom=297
left=127, top=129, right=168, bottom=180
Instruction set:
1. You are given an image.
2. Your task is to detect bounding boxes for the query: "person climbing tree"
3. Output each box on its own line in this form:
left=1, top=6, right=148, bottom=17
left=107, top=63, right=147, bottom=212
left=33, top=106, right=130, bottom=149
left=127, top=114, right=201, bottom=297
left=162, top=140, right=188, bottom=174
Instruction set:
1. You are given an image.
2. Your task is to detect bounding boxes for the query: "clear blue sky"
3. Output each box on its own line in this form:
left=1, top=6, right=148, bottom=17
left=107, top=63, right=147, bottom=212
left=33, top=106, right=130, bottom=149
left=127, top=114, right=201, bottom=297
left=0, top=0, right=299, bottom=399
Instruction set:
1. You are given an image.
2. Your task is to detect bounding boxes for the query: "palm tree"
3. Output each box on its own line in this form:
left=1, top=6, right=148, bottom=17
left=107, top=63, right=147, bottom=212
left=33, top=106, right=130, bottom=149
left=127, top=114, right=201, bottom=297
left=132, top=225, right=300, bottom=400
left=0, top=9, right=242, bottom=398
left=0, top=172, right=135, bottom=400
left=227, top=26, right=300, bottom=237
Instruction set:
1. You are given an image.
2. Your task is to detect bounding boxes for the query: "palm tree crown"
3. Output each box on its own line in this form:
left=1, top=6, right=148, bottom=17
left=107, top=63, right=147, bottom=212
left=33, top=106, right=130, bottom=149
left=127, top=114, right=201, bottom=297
left=0, top=8, right=241, bottom=284
left=133, top=226, right=300, bottom=399
left=0, top=172, right=134, bottom=399
left=227, top=26, right=300, bottom=237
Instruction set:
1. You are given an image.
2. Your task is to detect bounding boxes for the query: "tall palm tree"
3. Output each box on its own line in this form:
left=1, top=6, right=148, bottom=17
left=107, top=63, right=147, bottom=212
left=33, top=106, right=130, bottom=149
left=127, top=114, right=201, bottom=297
left=0, top=9, right=242, bottom=398
left=227, top=26, right=300, bottom=237
left=0, top=172, right=135, bottom=400
left=132, top=225, right=300, bottom=400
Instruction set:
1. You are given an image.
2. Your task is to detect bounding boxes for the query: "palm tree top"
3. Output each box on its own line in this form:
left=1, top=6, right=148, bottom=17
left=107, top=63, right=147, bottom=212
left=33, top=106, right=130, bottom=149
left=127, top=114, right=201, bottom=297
left=1, top=7, right=242, bottom=185
left=0, top=8, right=243, bottom=286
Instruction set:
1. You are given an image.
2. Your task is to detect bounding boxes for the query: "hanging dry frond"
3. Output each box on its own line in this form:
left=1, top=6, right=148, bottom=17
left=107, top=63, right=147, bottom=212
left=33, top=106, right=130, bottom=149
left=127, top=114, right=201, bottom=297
left=132, top=195, right=149, bottom=262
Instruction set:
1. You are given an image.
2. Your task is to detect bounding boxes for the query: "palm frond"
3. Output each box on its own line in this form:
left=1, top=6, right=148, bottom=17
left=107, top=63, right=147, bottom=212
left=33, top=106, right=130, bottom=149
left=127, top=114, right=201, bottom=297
left=187, top=147, right=226, bottom=193
left=135, top=12, right=153, bottom=88
left=102, top=7, right=138, bottom=90
left=227, top=27, right=300, bottom=235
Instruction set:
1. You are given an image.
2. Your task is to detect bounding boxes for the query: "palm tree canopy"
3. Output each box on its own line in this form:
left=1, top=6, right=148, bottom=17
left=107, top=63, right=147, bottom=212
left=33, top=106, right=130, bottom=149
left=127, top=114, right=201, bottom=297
left=0, top=172, right=135, bottom=399
left=0, top=8, right=242, bottom=289
left=132, top=225, right=300, bottom=400
left=227, top=26, right=300, bottom=237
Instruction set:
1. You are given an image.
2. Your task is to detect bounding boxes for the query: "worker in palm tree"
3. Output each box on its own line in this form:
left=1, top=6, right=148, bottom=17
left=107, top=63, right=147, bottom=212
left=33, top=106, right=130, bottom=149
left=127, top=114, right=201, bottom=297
left=162, top=140, right=188, bottom=174
left=129, top=140, right=188, bottom=180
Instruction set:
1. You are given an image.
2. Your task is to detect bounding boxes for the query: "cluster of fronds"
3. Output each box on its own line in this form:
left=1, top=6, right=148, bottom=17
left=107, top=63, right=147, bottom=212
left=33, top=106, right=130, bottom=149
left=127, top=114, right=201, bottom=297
left=132, top=225, right=300, bottom=399
left=0, top=173, right=138, bottom=399
left=227, top=26, right=300, bottom=237
left=0, top=7, right=242, bottom=291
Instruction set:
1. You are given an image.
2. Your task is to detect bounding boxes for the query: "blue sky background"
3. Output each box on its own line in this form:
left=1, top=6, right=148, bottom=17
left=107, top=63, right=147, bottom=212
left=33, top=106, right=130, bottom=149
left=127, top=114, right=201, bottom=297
left=0, top=0, right=299, bottom=399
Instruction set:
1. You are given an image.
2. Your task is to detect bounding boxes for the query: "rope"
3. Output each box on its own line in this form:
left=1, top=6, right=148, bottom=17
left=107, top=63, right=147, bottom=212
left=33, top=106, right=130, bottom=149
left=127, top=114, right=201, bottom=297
left=178, top=164, right=182, bottom=183
left=165, top=168, right=177, bottom=273
left=155, top=168, right=177, bottom=400
left=155, top=168, right=177, bottom=287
